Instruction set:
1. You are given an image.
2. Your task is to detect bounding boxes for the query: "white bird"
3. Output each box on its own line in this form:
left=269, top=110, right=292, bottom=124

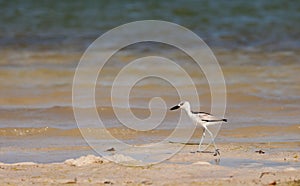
left=170, top=101, right=227, bottom=156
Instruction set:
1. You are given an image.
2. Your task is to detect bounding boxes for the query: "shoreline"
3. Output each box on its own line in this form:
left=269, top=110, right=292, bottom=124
left=0, top=142, right=299, bottom=185
left=0, top=125, right=299, bottom=164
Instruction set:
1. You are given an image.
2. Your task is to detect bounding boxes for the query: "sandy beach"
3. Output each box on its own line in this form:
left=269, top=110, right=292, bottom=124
left=1, top=142, right=299, bottom=185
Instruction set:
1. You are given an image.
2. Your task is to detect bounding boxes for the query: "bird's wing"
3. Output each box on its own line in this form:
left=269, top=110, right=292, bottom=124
left=192, top=112, right=227, bottom=122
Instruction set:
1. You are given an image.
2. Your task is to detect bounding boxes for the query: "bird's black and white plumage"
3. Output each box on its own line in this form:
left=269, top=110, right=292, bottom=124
left=191, top=111, right=227, bottom=123
left=170, top=101, right=227, bottom=156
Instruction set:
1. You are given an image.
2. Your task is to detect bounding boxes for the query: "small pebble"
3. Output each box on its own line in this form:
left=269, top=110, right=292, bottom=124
left=106, top=148, right=116, bottom=152
left=255, top=150, right=265, bottom=154
left=141, top=180, right=152, bottom=185
left=104, top=180, right=113, bottom=184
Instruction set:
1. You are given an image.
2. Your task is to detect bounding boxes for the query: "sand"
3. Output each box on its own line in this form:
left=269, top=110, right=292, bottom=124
left=0, top=142, right=299, bottom=186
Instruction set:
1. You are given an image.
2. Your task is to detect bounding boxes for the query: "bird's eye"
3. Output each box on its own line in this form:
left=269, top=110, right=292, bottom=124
left=179, top=103, right=184, bottom=106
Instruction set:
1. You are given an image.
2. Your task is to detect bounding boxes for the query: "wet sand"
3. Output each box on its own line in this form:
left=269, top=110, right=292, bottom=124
left=0, top=142, right=299, bottom=185
left=1, top=124, right=299, bottom=163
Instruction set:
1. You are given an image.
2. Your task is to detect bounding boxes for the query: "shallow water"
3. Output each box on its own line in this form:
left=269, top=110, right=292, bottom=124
left=210, top=158, right=300, bottom=169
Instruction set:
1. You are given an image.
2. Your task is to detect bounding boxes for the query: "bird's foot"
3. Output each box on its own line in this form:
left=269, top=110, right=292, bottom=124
left=213, top=149, right=220, bottom=156
left=214, top=157, right=220, bottom=165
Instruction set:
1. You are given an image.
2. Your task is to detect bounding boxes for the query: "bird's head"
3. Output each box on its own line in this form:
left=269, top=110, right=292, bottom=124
left=170, top=101, right=190, bottom=111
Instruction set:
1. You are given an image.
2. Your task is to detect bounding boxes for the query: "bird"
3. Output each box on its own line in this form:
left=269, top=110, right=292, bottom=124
left=170, top=101, right=227, bottom=156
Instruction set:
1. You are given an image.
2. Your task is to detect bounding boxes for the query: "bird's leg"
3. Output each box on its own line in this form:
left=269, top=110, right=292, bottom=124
left=197, top=128, right=206, bottom=152
left=205, top=128, right=220, bottom=156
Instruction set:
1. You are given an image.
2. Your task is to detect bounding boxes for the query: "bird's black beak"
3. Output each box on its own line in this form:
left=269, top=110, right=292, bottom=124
left=170, top=105, right=180, bottom=110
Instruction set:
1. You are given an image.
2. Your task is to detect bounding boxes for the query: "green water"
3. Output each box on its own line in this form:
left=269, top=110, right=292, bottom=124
left=1, top=0, right=300, bottom=50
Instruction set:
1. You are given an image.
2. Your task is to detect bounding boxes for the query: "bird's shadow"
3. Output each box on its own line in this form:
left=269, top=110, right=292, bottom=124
left=190, top=150, right=214, bottom=154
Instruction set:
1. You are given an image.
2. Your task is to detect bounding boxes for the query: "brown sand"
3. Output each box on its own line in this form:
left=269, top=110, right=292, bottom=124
left=0, top=142, right=299, bottom=186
